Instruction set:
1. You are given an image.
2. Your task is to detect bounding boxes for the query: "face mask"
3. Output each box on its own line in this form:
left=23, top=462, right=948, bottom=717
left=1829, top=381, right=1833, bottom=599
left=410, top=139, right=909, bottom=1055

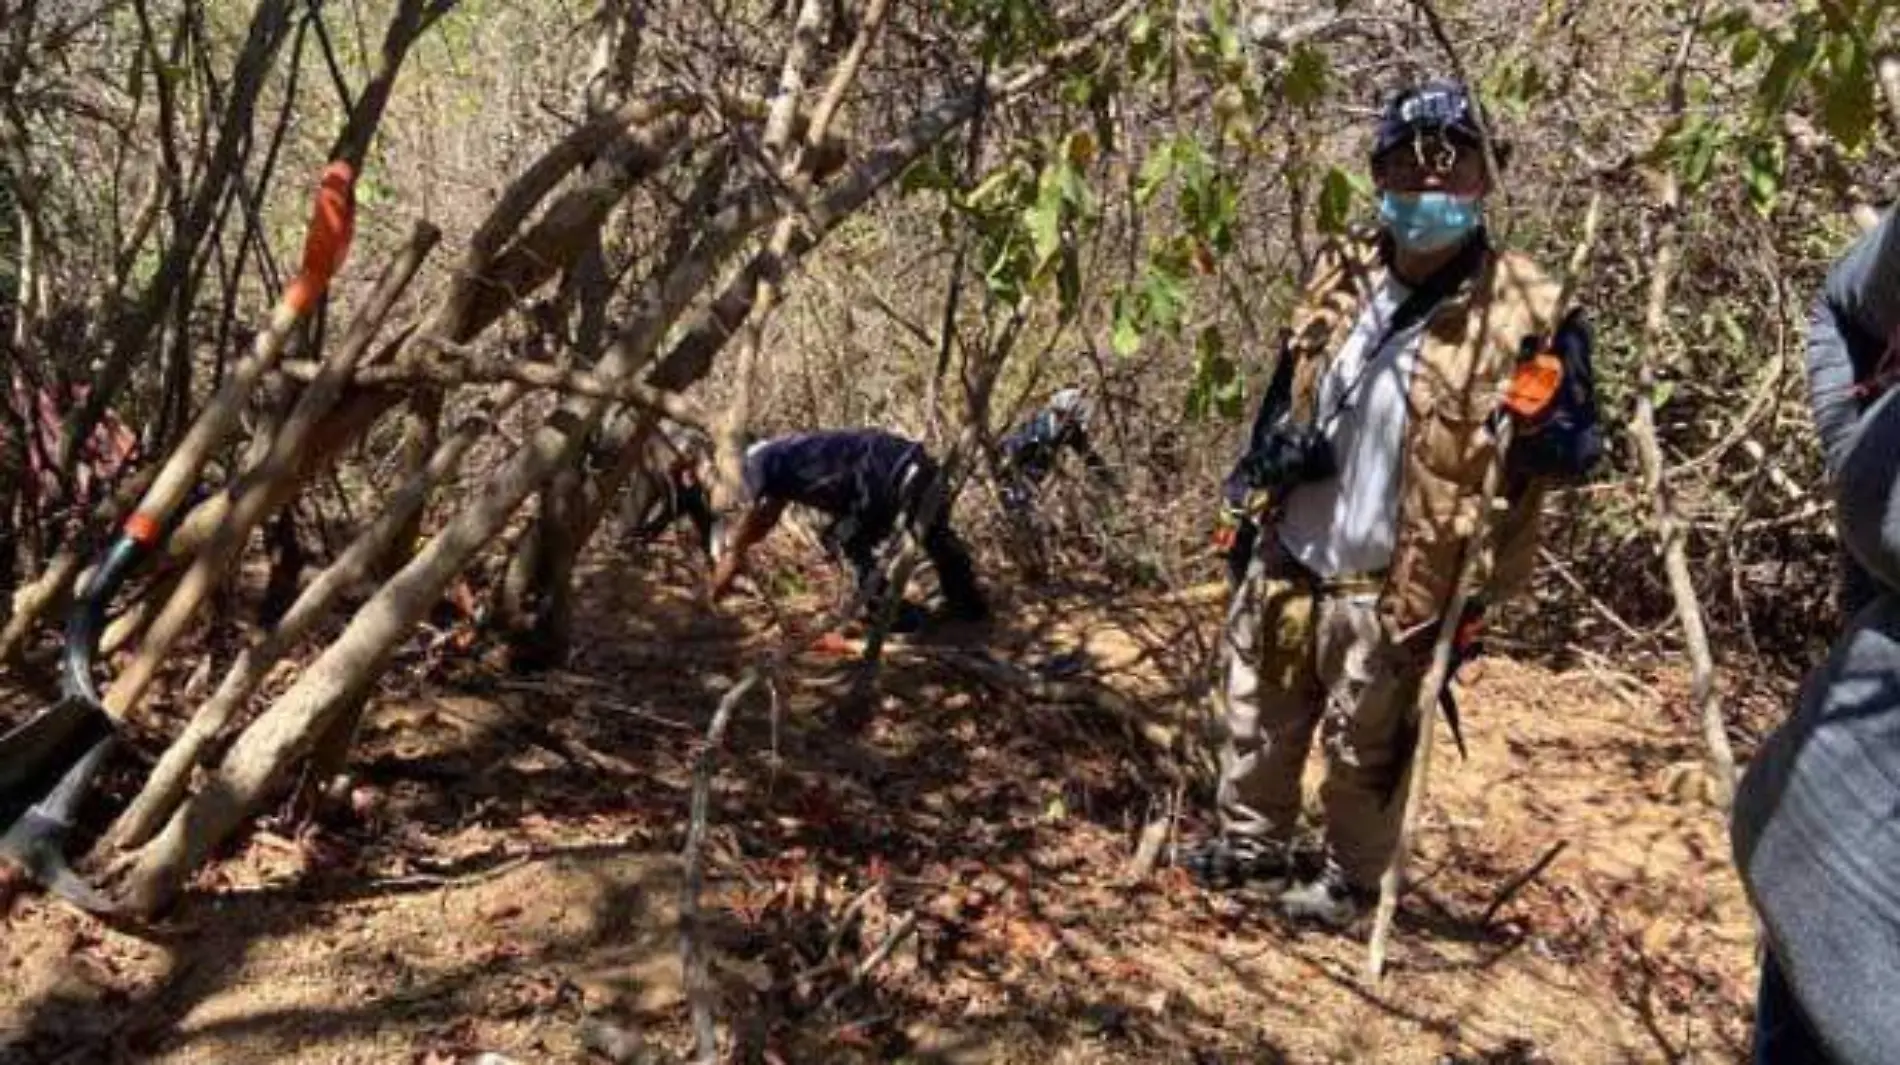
left=1378, top=191, right=1482, bottom=253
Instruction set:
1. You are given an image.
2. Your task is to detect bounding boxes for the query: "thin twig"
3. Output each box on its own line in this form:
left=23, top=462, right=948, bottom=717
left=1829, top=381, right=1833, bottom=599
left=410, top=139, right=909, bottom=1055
left=1536, top=547, right=1644, bottom=642
left=681, top=668, right=762, bottom=1065
left=820, top=911, right=919, bottom=1012
left=1480, top=840, right=1569, bottom=926
left=825, top=882, right=884, bottom=961
left=367, top=855, right=533, bottom=891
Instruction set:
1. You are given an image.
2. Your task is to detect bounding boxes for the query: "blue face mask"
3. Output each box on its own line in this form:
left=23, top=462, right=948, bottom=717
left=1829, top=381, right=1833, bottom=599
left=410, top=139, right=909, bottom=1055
left=1378, top=191, right=1482, bottom=253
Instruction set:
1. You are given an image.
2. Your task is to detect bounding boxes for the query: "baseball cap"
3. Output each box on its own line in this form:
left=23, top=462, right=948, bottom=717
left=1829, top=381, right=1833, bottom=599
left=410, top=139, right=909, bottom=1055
left=1372, top=79, right=1486, bottom=162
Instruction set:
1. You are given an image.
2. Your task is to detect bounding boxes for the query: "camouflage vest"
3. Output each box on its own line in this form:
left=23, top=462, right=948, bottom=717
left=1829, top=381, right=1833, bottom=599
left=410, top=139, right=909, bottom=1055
left=1281, top=232, right=1562, bottom=634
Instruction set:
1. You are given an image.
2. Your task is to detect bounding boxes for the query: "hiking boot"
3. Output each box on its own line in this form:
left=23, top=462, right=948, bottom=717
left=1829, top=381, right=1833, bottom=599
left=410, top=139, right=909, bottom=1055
left=1179, top=835, right=1293, bottom=890
left=1277, top=864, right=1372, bottom=928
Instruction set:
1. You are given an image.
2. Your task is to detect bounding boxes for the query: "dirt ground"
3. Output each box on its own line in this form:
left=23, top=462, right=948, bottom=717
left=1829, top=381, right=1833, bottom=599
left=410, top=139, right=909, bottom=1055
left=0, top=536, right=1774, bottom=1064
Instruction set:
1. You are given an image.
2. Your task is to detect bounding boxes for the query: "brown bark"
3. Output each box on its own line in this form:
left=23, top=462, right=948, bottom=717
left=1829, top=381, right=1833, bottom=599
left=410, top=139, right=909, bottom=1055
left=104, top=389, right=523, bottom=853
left=106, top=223, right=441, bottom=720
left=275, top=340, right=704, bottom=423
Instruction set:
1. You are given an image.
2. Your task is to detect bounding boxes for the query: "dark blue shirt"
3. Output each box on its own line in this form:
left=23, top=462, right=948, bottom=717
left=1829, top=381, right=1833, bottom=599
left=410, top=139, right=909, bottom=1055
left=743, top=429, right=925, bottom=517
left=1000, top=410, right=1105, bottom=486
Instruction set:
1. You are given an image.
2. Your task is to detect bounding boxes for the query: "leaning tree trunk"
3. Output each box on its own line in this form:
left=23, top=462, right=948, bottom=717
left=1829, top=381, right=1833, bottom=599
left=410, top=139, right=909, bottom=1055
left=111, top=2, right=1145, bottom=914
left=103, top=223, right=441, bottom=721
left=104, top=386, right=527, bottom=853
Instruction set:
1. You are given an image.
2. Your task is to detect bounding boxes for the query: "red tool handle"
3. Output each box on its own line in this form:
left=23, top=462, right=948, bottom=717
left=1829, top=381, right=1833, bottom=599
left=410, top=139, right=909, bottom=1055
left=284, top=160, right=358, bottom=315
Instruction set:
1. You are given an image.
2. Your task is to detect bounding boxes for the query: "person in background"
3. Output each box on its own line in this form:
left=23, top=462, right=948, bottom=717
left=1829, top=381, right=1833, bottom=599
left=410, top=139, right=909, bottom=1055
left=996, top=383, right=1117, bottom=513
left=708, top=428, right=988, bottom=633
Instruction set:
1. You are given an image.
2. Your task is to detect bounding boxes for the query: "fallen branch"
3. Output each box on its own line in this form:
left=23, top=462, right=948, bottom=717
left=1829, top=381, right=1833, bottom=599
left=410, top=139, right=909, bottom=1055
left=681, top=668, right=763, bottom=1065
left=820, top=911, right=919, bottom=1013
left=1535, top=547, right=1644, bottom=642
left=1480, top=839, right=1568, bottom=926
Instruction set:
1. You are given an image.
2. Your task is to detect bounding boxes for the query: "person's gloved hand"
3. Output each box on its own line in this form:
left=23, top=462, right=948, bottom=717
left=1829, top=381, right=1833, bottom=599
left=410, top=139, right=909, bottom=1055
left=1239, top=426, right=1335, bottom=491
left=1503, top=310, right=1602, bottom=483
left=1211, top=500, right=1247, bottom=552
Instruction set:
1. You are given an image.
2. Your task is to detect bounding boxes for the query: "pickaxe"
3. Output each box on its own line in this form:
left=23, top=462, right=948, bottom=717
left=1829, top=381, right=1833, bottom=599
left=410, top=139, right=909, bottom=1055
left=0, top=160, right=356, bottom=913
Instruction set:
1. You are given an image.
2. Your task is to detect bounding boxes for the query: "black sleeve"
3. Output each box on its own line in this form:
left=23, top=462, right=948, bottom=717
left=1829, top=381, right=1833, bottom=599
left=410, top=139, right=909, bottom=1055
left=1223, top=340, right=1296, bottom=508
left=1809, top=207, right=1900, bottom=478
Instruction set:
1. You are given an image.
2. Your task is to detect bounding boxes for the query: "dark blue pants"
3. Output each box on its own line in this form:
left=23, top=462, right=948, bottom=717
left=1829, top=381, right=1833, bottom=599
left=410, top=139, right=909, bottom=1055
left=819, top=456, right=986, bottom=623
left=1753, top=949, right=1831, bottom=1064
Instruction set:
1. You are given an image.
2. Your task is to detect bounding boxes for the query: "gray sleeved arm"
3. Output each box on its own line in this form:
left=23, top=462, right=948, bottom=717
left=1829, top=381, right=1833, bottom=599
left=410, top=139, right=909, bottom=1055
left=1808, top=206, right=1900, bottom=477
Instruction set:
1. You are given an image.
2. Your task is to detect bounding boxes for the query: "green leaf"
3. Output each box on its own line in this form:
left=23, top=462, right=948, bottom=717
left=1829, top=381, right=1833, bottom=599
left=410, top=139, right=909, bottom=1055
left=1141, top=267, right=1187, bottom=334
left=1743, top=138, right=1785, bottom=216
left=1172, top=135, right=1213, bottom=185
left=1673, top=118, right=1723, bottom=191
left=962, top=165, right=1019, bottom=212
left=1756, top=20, right=1820, bottom=115
left=1135, top=148, right=1174, bottom=206
left=1027, top=164, right=1066, bottom=270
left=1652, top=380, right=1677, bottom=410
left=899, top=153, right=955, bottom=196
left=1729, top=26, right=1764, bottom=69
left=1186, top=326, right=1245, bottom=421
left=1111, top=292, right=1141, bottom=357
left=1283, top=43, right=1329, bottom=109
left=1819, top=37, right=1875, bottom=153
left=1318, top=166, right=1356, bottom=233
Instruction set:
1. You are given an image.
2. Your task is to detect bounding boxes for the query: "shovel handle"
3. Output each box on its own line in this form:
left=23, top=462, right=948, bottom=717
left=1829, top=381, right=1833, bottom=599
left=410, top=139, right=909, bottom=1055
left=60, top=535, right=145, bottom=708
left=114, top=160, right=359, bottom=550
left=285, top=160, right=357, bottom=315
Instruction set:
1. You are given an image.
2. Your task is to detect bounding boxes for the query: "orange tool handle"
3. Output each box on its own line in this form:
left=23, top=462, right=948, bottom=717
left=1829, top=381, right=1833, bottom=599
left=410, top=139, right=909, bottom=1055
left=1501, top=352, right=1563, bottom=424
left=284, top=160, right=358, bottom=316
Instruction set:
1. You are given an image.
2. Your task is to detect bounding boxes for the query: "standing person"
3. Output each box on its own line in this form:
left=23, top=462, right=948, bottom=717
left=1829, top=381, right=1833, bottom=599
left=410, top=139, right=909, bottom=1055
left=708, top=428, right=988, bottom=632
left=1179, top=79, right=1601, bottom=926
left=1730, top=205, right=1900, bottom=1065
left=1804, top=205, right=1900, bottom=619
left=997, top=383, right=1117, bottom=513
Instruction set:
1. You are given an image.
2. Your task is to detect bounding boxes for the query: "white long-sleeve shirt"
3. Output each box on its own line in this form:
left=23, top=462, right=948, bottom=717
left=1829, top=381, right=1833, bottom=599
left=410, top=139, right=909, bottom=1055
left=1276, top=275, right=1432, bottom=580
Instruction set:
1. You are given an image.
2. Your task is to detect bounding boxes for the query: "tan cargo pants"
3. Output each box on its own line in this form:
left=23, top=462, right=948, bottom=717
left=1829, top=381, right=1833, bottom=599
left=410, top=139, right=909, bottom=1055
left=1215, top=551, right=1423, bottom=889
